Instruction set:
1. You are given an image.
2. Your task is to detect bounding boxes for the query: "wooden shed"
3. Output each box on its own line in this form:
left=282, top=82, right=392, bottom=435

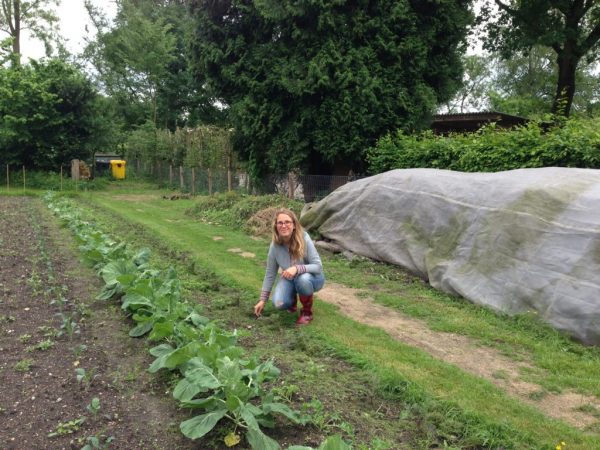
left=431, top=111, right=529, bottom=134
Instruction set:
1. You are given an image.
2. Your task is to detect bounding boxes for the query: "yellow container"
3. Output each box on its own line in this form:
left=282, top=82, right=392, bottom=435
left=109, top=160, right=126, bottom=179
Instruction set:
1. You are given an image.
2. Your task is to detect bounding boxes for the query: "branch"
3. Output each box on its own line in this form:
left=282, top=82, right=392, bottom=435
left=494, top=0, right=517, bottom=15
left=580, top=21, right=600, bottom=54
left=1, top=0, right=15, bottom=33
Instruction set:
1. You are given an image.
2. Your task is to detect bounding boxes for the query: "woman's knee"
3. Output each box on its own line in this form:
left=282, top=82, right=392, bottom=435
left=272, top=298, right=289, bottom=310
left=295, top=274, right=315, bottom=295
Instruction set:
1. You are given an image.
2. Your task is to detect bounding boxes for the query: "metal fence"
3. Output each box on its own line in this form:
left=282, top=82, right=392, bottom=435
left=128, top=160, right=361, bottom=201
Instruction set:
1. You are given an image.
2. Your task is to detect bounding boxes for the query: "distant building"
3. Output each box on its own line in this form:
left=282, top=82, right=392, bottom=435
left=431, top=111, right=529, bottom=135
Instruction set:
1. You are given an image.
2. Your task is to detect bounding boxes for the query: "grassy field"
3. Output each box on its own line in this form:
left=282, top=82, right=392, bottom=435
left=51, top=181, right=600, bottom=449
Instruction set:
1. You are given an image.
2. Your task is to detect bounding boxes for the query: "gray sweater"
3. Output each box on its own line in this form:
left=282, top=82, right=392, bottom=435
left=260, top=232, right=323, bottom=300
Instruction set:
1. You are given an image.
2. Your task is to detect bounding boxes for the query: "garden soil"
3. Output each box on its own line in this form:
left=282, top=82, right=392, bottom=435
left=0, top=197, right=196, bottom=450
left=316, top=283, right=600, bottom=429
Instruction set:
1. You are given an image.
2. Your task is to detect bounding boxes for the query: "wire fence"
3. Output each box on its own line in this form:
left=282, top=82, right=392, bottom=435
left=128, top=160, right=362, bottom=201
left=0, top=161, right=362, bottom=201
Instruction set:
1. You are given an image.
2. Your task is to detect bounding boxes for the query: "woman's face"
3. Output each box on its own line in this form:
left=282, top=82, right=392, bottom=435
left=276, top=213, right=295, bottom=240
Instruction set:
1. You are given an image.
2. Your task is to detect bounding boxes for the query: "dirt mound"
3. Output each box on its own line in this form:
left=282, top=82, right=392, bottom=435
left=246, top=207, right=277, bottom=236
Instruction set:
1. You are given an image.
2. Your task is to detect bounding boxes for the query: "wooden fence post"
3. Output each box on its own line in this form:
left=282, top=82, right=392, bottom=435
left=169, top=165, right=173, bottom=187
left=6, top=164, right=9, bottom=191
left=60, top=165, right=63, bottom=191
left=191, top=167, right=196, bottom=196
left=208, top=168, right=213, bottom=195
left=227, top=155, right=232, bottom=192
left=22, top=166, right=25, bottom=190
left=288, top=172, right=294, bottom=199
left=179, top=166, right=184, bottom=191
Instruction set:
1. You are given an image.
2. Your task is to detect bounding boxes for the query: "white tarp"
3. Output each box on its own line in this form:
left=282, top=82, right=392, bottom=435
left=300, top=168, right=600, bottom=345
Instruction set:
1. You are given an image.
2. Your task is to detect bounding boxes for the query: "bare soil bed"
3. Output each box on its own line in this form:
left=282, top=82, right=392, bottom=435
left=0, top=197, right=194, bottom=450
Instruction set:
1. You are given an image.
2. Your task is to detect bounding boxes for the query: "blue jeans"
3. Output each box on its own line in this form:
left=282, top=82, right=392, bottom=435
left=271, top=272, right=325, bottom=310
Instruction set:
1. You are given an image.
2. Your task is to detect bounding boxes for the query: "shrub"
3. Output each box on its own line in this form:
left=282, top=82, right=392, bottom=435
left=367, top=117, right=600, bottom=174
left=185, top=192, right=304, bottom=233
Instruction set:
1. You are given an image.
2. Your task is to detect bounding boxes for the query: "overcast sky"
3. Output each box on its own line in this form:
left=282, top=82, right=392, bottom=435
left=21, top=0, right=117, bottom=61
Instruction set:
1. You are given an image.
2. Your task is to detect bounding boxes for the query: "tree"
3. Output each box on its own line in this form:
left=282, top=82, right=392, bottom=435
left=0, top=0, right=60, bottom=63
left=84, top=0, right=222, bottom=131
left=0, top=59, right=100, bottom=169
left=483, top=0, right=600, bottom=116
left=189, top=0, right=473, bottom=178
left=441, top=54, right=493, bottom=113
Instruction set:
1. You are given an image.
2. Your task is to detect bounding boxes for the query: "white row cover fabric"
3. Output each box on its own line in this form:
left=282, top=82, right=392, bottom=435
left=300, top=168, right=600, bottom=345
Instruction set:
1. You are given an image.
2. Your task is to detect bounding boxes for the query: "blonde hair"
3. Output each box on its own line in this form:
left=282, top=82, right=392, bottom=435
left=272, top=208, right=305, bottom=261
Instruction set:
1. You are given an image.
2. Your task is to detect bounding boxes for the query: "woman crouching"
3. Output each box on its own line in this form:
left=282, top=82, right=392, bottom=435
left=253, top=208, right=325, bottom=325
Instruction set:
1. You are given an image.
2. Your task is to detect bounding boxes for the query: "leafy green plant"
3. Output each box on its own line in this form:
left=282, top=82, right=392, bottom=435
left=44, top=193, right=345, bottom=450
left=86, top=397, right=101, bottom=417
left=14, top=358, right=34, bottom=372
left=19, top=333, right=33, bottom=343
left=47, top=417, right=86, bottom=437
left=76, top=367, right=99, bottom=389
left=56, top=312, right=80, bottom=340
left=81, top=434, right=114, bottom=450
left=72, top=344, right=88, bottom=358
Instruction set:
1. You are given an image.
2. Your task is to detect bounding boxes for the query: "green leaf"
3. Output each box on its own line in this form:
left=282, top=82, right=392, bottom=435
left=173, top=378, right=203, bottom=402
left=180, top=409, right=227, bottom=440
left=262, top=402, right=303, bottom=424
left=246, top=426, right=281, bottom=450
left=287, top=447, right=314, bottom=450
left=180, top=397, right=218, bottom=410
left=149, top=343, right=173, bottom=357
left=318, top=435, right=351, bottom=450
left=240, top=404, right=260, bottom=429
left=121, top=292, right=153, bottom=310
left=148, top=342, right=199, bottom=373
left=129, top=320, right=153, bottom=337
left=187, top=312, right=210, bottom=327
left=149, top=320, right=174, bottom=341
left=184, top=364, right=222, bottom=390
left=133, top=248, right=151, bottom=265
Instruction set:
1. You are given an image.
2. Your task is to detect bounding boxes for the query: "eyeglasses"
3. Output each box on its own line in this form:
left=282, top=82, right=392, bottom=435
left=276, top=220, right=293, bottom=227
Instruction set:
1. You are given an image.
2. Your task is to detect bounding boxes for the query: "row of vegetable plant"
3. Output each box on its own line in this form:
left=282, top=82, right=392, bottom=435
left=44, top=192, right=347, bottom=450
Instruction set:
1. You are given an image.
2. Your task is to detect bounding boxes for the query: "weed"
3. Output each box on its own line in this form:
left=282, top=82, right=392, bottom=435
left=38, top=325, right=60, bottom=338
left=27, top=270, right=42, bottom=295
left=356, top=438, right=394, bottom=450
left=47, top=417, right=86, bottom=437
left=491, top=370, right=510, bottom=380
left=72, top=344, right=88, bottom=358
left=34, top=339, right=55, bottom=351
left=19, top=333, right=32, bottom=343
left=272, top=382, right=300, bottom=403
left=14, top=358, right=34, bottom=372
left=528, top=390, right=548, bottom=401
left=0, top=315, right=15, bottom=323
left=575, top=404, right=600, bottom=418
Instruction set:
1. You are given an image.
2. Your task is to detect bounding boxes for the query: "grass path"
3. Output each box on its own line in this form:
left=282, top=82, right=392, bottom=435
left=82, top=188, right=600, bottom=450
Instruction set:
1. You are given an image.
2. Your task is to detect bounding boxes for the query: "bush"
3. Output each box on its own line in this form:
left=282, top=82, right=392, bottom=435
left=367, top=117, right=600, bottom=174
left=185, top=192, right=304, bottom=233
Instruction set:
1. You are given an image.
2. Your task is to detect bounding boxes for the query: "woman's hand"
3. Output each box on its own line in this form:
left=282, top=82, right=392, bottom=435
left=282, top=265, right=298, bottom=280
left=254, top=300, right=266, bottom=317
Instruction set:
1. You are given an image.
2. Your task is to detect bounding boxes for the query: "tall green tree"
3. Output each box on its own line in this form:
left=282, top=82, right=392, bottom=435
left=441, top=54, right=493, bottom=113
left=84, top=0, right=222, bottom=132
left=483, top=0, right=600, bottom=116
left=0, top=59, right=100, bottom=169
left=189, top=0, right=473, bottom=178
left=0, top=0, right=60, bottom=63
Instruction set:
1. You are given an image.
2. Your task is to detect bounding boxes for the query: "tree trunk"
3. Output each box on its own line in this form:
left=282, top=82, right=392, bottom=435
left=552, top=46, right=579, bottom=117
left=13, top=0, right=21, bottom=55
